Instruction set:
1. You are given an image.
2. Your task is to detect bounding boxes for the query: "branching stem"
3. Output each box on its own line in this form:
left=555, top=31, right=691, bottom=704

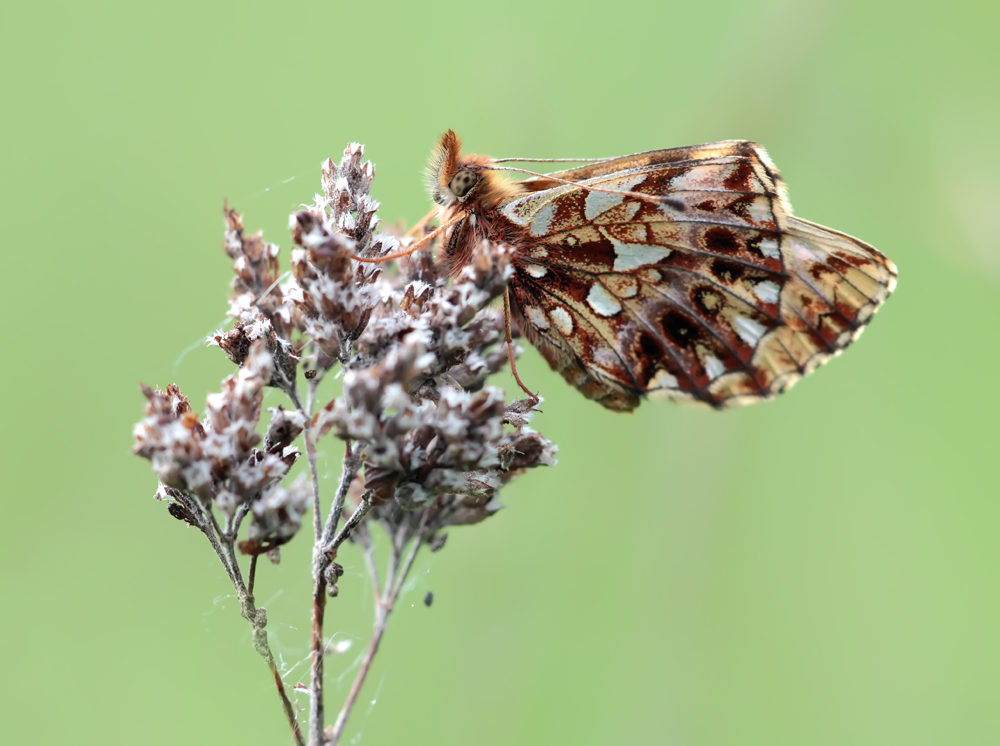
left=326, top=492, right=374, bottom=560
left=289, top=386, right=323, bottom=547
left=327, top=509, right=428, bottom=745
left=307, top=445, right=363, bottom=746
left=191, top=491, right=304, bottom=746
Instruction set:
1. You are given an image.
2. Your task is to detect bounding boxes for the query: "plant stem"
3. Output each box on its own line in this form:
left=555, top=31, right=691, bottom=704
left=327, top=511, right=427, bottom=745
left=247, top=553, right=258, bottom=598
left=326, top=493, right=373, bottom=560
left=319, top=442, right=360, bottom=563
left=243, top=595, right=305, bottom=746
left=192, top=498, right=238, bottom=588
left=241, top=577, right=304, bottom=746
left=192, top=491, right=303, bottom=746
left=308, top=448, right=362, bottom=746
left=290, top=386, right=323, bottom=547
left=291, top=377, right=329, bottom=746
left=247, top=599, right=304, bottom=746
left=309, top=577, right=327, bottom=746
left=268, top=656, right=305, bottom=746
left=328, top=605, right=389, bottom=745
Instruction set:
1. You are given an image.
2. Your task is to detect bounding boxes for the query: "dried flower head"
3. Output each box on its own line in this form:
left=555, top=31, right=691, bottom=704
left=222, top=205, right=295, bottom=340
left=132, top=140, right=557, bottom=745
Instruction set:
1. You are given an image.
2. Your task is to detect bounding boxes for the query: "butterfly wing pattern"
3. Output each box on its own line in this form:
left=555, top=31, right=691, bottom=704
left=495, top=142, right=896, bottom=410
left=430, top=134, right=897, bottom=412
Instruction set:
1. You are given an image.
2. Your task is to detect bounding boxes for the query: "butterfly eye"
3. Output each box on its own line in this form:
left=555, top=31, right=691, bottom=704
left=449, top=170, right=478, bottom=199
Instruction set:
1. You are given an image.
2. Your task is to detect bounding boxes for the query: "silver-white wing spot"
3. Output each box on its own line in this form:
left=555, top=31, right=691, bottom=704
left=734, top=315, right=766, bottom=347
left=649, top=369, right=679, bottom=389
left=523, top=262, right=548, bottom=278
left=759, top=237, right=780, bottom=259
left=550, top=306, right=574, bottom=336
left=599, top=227, right=672, bottom=271
left=753, top=280, right=780, bottom=304
left=747, top=196, right=773, bottom=224
left=530, top=203, right=556, bottom=237
left=704, top=355, right=725, bottom=381
left=584, top=174, right=646, bottom=221
left=586, top=284, right=622, bottom=317
left=525, top=305, right=549, bottom=329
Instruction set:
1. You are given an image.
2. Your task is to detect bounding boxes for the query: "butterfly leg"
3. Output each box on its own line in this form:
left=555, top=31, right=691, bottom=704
left=503, top=288, right=539, bottom=401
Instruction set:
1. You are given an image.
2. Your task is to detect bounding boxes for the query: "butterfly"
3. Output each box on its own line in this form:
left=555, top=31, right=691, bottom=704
left=379, top=131, right=897, bottom=411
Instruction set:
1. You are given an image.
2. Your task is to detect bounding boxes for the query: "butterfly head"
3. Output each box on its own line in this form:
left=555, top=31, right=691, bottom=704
left=428, top=130, right=518, bottom=209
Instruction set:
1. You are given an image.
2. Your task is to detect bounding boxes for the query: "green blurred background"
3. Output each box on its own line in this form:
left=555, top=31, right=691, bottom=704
left=2, top=0, right=997, bottom=744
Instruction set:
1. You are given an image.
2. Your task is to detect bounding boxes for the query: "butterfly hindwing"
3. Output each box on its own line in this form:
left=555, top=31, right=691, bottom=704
left=499, top=142, right=897, bottom=409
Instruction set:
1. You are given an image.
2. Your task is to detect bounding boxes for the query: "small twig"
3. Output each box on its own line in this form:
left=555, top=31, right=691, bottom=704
left=190, top=492, right=302, bottom=745
left=319, top=442, right=360, bottom=560
left=288, top=387, right=323, bottom=546
left=327, top=509, right=428, bottom=746
left=189, top=497, right=238, bottom=587
left=223, top=533, right=247, bottom=597
left=354, top=523, right=382, bottom=601
left=244, top=600, right=305, bottom=746
left=326, top=493, right=374, bottom=560
left=305, top=373, right=320, bottom=418
left=247, top=554, right=258, bottom=598
left=309, top=576, right=327, bottom=746
left=308, top=449, right=363, bottom=746
left=328, top=610, right=388, bottom=746
left=232, top=499, right=251, bottom=541
left=389, top=516, right=426, bottom=609
left=292, top=370, right=333, bottom=746
left=247, top=595, right=305, bottom=746
left=268, top=655, right=305, bottom=746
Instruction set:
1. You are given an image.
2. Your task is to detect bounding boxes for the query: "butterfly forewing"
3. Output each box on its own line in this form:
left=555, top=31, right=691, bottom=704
left=496, top=142, right=896, bottom=410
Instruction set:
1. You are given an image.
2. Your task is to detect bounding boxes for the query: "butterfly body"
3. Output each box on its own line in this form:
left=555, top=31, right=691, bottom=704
left=427, top=131, right=897, bottom=411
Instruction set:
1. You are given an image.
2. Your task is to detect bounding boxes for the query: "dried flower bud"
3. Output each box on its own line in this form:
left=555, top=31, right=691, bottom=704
left=133, top=383, right=212, bottom=497
left=222, top=205, right=295, bottom=338
left=323, top=562, right=345, bottom=585
left=166, top=501, right=197, bottom=526
left=502, top=396, right=542, bottom=427
left=134, top=343, right=300, bottom=519
left=282, top=143, right=400, bottom=371
left=263, top=406, right=306, bottom=455
left=305, top=232, right=555, bottom=535
left=210, top=315, right=298, bottom=392
left=239, top=476, right=311, bottom=555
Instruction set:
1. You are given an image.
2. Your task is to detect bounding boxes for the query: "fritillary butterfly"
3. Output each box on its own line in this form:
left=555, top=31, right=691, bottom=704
left=416, top=131, right=897, bottom=411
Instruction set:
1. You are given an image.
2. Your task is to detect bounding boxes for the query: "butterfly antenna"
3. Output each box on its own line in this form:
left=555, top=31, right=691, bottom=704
left=491, top=156, right=612, bottom=164
left=352, top=211, right=465, bottom=264
left=485, top=165, right=686, bottom=211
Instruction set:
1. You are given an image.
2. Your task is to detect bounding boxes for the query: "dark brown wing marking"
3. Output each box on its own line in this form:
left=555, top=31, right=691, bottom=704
left=498, top=142, right=897, bottom=410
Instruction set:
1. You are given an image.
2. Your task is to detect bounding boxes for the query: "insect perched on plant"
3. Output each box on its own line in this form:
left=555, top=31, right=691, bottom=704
left=359, top=131, right=897, bottom=411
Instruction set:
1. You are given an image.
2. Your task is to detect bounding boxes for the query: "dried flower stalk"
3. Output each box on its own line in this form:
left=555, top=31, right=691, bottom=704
left=133, top=142, right=557, bottom=745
